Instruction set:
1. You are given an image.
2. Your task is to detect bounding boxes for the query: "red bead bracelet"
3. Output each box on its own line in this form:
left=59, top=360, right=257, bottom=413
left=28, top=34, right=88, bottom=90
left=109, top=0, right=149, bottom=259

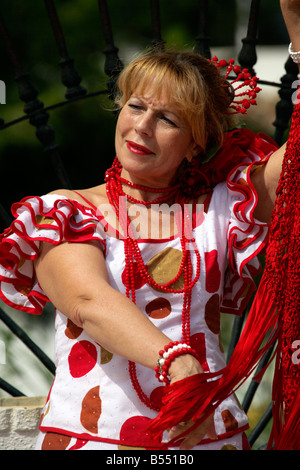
left=154, top=341, right=200, bottom=385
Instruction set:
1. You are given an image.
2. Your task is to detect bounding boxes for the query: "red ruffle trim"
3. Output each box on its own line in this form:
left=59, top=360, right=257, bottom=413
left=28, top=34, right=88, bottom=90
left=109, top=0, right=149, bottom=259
left=221, top=129, right=278, bottom=315
left=204, top=128, right=278, bottom=187
left=181, top=128, right=278, bottom=195
left=0, top=195, right=105, bottom=314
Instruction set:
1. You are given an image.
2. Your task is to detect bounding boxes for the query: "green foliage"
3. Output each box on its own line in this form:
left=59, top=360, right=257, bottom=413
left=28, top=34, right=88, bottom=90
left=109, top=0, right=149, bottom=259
left=0, top=0, right=238, bottom=213
left=0, top=0, right=289, bottom=220
left=0, top=0, right=290, bottom=220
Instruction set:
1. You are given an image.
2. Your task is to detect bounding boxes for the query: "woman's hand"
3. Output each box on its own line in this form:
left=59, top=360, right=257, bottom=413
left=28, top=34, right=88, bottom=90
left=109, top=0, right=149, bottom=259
left=167, top=354, right=218, bottom=450
left=168, top=414, right=217, bottom=451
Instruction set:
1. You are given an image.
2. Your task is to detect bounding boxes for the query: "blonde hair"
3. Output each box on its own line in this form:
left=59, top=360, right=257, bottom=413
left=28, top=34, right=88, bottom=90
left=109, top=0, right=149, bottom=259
left=115, top=50, right=236, bottom=154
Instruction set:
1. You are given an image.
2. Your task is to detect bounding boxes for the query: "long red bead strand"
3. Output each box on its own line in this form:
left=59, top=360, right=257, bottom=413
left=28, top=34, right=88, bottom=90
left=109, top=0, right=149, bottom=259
left=105, top=158, right=202, bottom=410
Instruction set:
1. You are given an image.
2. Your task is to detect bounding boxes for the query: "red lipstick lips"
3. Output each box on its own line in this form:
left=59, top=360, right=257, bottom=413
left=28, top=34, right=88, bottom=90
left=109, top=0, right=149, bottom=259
left=126, top=141, right=154, bottom=155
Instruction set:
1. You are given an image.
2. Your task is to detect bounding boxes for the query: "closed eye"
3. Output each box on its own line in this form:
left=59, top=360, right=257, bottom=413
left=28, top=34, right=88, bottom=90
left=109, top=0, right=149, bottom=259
left=127, top=101, right=179, bottom=127
left=160, top=114, right=178, bottom=127
left=128, top=103, right=143, bottom=111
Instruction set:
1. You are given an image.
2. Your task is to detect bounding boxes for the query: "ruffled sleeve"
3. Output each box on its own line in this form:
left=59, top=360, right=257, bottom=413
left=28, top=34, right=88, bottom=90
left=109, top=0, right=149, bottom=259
left=0, top=194, right=106, bottom=314
left=221, top=132, right=279, bottom=316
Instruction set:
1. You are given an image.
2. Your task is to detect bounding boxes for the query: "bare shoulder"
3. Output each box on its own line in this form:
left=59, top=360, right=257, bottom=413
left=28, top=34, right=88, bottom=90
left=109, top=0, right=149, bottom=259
left=48, top=188, right=75, bottom=199
left=48, top=184, right=108, bottom=210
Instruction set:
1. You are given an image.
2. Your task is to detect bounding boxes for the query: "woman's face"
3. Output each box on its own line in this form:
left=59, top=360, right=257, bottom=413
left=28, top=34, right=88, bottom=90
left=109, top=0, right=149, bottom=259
left=115, top=87, right=200, bottom=188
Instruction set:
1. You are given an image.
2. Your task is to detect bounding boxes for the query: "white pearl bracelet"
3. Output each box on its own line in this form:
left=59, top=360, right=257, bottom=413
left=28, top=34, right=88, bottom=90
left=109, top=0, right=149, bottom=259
left=154, top=341, right=199, bottom=384
left=289, top=42, right=300, bottom=63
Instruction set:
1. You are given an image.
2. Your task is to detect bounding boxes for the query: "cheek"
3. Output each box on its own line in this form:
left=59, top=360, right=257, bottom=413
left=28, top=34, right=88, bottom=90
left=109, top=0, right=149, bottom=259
left=162, top=135, right=193, bottom=162
left=114, top=124, right=121, bottom=154
left=116, top=108, right=130, bottom=133
left=116, top=111, right=138, bottom=148
left=115, top=113, right=128, bottom=150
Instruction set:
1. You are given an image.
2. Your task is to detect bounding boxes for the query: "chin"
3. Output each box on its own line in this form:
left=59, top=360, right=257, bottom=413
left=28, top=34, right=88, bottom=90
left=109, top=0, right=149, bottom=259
left=121, top=155, right=154, bottom=174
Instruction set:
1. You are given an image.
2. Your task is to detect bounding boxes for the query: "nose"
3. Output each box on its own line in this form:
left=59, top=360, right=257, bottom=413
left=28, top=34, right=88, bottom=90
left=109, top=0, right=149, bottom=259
left=135, top=111, right=153, bottom=137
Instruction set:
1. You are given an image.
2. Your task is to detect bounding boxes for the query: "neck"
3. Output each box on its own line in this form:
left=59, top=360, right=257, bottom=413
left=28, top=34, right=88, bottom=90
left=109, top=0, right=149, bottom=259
left=105, top=157, right=182, bottom=206
left=119, top=169, right=180, bottom=204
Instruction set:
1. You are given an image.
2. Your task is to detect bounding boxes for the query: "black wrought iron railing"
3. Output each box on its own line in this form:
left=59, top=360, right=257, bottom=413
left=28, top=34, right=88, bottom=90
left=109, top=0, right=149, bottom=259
left=0, top=0, right=298, bottom=449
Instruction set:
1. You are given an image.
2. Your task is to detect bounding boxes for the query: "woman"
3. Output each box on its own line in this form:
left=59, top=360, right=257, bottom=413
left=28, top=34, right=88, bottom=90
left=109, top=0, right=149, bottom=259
left=0, top=1, right=299, bottom=451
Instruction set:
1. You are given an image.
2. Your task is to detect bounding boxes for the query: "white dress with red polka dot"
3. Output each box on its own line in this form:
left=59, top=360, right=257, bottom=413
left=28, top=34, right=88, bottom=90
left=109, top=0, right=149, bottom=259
left=0, top=149, right=272, bottom=450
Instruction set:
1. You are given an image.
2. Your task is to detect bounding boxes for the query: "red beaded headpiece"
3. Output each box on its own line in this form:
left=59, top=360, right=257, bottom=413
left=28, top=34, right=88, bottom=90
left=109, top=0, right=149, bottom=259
left=210, top=56, right=261, bottom=114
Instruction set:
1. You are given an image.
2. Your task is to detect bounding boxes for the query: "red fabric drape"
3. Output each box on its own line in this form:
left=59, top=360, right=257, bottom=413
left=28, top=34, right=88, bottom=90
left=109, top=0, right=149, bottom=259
left=148, top=101, right=300, bottom=450
left=264, top=98, right=300, bottom=450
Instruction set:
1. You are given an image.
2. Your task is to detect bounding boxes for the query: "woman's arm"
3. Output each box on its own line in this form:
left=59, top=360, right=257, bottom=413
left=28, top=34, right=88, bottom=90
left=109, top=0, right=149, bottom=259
left=252, top=1, right=300, bottom=223
left=252, top=144, right=286, bottom=224
left=281, top=0, right=300, bottom=52
left=34, top=238, right=213, bottom=449
left=34, top=239, right=203, bottom=376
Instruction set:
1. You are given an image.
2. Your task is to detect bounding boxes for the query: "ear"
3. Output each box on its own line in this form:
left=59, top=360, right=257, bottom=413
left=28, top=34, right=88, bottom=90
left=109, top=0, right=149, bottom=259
left=186, top=142, right=201, bottom=162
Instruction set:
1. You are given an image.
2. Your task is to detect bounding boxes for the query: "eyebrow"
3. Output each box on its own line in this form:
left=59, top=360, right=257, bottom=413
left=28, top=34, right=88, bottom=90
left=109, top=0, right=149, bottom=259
left=130, top=94, right=182, bottom=120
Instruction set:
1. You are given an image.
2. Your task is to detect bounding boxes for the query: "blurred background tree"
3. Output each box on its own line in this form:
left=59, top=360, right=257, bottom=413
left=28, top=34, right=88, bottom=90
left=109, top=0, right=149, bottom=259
left=0, top=0, right=289, bottom=216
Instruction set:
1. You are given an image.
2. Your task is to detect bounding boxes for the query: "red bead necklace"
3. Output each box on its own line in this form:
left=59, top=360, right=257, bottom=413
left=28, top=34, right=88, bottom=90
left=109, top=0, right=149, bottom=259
left=105, top=157, right=201, bottom=411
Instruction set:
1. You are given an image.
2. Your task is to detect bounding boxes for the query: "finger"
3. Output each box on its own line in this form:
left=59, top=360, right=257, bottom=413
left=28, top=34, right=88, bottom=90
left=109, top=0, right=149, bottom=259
left=168, top=421, right=192, bottom=440
left=206, top=416, right=218, bottom=440
left=179, top=426, right=207, bottom=451
left=179, top=417, right=218, bottom=450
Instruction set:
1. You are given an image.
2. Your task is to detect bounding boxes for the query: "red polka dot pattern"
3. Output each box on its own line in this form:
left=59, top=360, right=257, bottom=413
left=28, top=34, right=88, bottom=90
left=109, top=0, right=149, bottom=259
left=205, top=294, right=220, bottom=334
left=41, top=432, right=71, bottom=450
left=65, top=318, right=83, bottom=339
left=145, top=297, right=172, bottom=319
left=150, top=386, right=164, bottom=409
left=221, top=409, right=239, bottom=432
left=80, top=386, right=102, bottom=434
left=119, top=416, right=162, bottom=447
left=121, top=261, right=146, bottom=290
left=100, top=346, right=113, bottom=364
left=190, top=332, right=210, bottom=372
left=68, top=340, right=97, bottom=378
left=205, top=250, right=221, bottom=293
